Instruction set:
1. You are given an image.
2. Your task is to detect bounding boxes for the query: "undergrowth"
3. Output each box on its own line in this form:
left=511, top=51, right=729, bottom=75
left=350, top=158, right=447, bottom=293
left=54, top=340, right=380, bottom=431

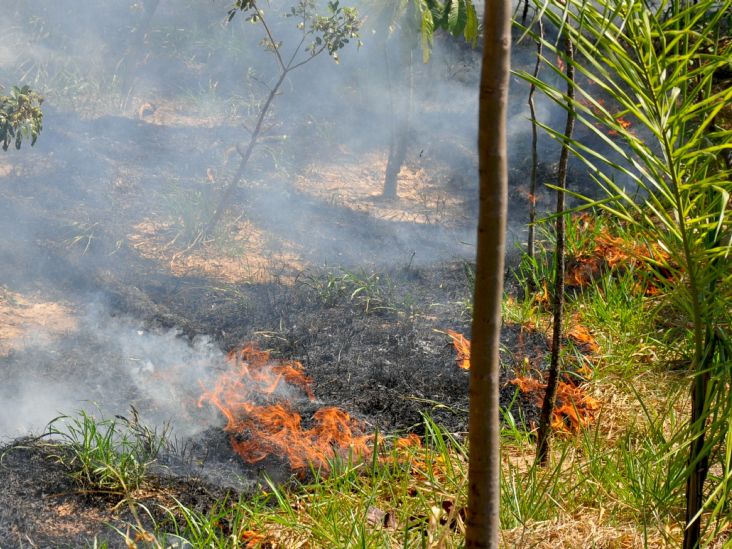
left=56, top=213, right=704, bottom=548
left=44, top=407, right=168, bottom=498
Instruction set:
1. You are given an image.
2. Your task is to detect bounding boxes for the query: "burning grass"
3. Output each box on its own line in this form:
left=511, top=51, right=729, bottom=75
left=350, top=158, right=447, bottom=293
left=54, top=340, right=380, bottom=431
left=445, top=328, right=600, bottom=433
left=562, top=213, right=670, bottom=293
left=198, top=344, right=372, bottom=471
left=0, top=255, right=697, bottom=547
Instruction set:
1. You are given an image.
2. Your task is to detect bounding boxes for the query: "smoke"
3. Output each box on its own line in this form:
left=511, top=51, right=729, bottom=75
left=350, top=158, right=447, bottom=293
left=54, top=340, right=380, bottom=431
left=0, top=302, right=225, bottom=440
left=0, top=0, right=574, bottom=443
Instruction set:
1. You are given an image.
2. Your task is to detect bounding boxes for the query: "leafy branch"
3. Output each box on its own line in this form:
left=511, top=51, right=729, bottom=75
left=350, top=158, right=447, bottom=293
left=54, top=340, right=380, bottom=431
left=199, top=0, right=360, bottom=240
left=0, top=85, right=43, bottom=151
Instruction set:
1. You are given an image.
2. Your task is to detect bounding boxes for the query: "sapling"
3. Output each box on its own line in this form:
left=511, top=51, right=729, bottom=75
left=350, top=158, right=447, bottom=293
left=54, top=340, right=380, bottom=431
left=200, top=0, right=361, bottom=242
left=535, top=29, right=575, bottom=466
left=519, top=0, right=732, bottom=543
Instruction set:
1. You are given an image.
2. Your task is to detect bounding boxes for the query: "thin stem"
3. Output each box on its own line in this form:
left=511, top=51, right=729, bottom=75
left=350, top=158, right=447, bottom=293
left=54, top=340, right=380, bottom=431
left=258, top=6, right=286, bottom=72
left=289, top=45, right=327, bottom=72
left=206, top=68, right=288, bottom=233
left=536, top=31, right=575, bottom=467
left=286, top=33, right=309, bottom=68
left=527, top=17, right=543, bottom=265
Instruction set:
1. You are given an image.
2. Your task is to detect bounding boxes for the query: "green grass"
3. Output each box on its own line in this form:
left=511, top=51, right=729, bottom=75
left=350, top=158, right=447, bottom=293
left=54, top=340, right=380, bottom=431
left=298, top=266, right=416, bottom=315
left=45, top=407, right=168, bottom=498
left=42, top=212, right=707, bottom=548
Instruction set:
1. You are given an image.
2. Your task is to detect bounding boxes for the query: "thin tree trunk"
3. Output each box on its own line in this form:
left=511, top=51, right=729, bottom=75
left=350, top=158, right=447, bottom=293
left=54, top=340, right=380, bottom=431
left=683, top=332, right=713, bottom=549
left=535, top=33, right=575, bottom=466
left=466, top=1, right=511, bottom=547
left=382, top=30, right=413, bottom=199
left=205, top=70, right=288, bottom=235
left=526, top=18, right=543, bottom=266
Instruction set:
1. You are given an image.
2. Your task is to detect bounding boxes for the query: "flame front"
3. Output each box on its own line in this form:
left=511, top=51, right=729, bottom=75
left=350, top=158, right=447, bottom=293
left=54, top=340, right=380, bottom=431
left=199, top=344, right=370, bottom=471
left=446, top=329, right=471, bottom=370
left=510, top=377, right=599, bottom=432
left=446, top=330, right=599, bottom=432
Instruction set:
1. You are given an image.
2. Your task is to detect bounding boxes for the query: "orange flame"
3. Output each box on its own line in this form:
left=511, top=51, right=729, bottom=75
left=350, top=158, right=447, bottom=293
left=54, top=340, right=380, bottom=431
left=446, top=329, right=471, bottom=370
left=564, top=215, right=671, bottom=290
left=510, top=376, right=599, bottom=432
left=198, top=344, right=371, bottom=471
left=445, top=330, right=598, bottom=432
left=567, top=321, right=599, bottom=354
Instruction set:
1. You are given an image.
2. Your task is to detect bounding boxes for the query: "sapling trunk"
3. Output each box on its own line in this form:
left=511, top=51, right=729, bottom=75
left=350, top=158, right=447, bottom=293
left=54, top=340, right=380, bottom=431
left=526, top=18, right=543, bottom=266
left=206, top=70, right=288, bottom=236
left=382, top=27, right=413, bottom=200
left=535, top=32, right=575, bottom=466
left=202, top=0, right=361, bottom=241
left=466, top=0, right=511, bottom=546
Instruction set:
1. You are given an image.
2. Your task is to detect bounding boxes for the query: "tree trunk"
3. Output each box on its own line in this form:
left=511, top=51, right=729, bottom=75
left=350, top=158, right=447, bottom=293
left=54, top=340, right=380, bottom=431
left=466, top=2, right=511, bottom=547
left=382, top=29, right=413, bottom=199
left=205, top=69, right=288, bottom=235
left=526, top=19, right=543, bottom=267
left=683, top=327, right=713, bottom=549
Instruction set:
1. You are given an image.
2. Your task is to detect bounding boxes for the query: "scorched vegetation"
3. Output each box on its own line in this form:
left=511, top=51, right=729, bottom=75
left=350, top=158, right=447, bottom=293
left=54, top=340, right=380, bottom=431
left=0, top=0, right=729, bottom=548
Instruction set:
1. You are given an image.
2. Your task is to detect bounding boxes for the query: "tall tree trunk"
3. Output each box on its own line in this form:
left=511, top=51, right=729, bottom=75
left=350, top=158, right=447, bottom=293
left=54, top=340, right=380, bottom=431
left=526, top=18, right=543, bottom=267
left=466, top=1, right=511, bottom=547
left=535, top=33, right=575, bottom=466
left=382, top=28, right=413, bottom=199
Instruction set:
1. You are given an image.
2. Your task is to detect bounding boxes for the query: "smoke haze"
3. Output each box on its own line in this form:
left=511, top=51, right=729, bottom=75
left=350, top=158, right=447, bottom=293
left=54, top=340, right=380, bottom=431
left=0, top=0, right=567, bottom=442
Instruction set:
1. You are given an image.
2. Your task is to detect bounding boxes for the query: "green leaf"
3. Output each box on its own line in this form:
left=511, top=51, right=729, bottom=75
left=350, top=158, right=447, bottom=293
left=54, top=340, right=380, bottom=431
left=463, top=0, right=478, bottom=46
left=446, top=0, right=467, bottom=37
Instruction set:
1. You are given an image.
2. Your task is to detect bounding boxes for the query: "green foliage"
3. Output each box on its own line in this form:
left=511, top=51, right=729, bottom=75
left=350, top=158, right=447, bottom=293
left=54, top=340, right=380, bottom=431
left=519, top=0, right=732, bottom=541
left=45, top=408, right=168, bottom=497
left=228, top=0, right=361, bottom=63
left=366, top=0, right=479, bottom=63
left=0, top=85, right=43, bottom=150
left=299, top=266, right=413, bottom=314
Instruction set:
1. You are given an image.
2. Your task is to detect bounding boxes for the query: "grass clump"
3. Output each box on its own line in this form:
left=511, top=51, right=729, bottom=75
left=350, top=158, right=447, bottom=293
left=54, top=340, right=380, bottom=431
left=45, top=407, right=168, bottom=498
left=299, top=266, right=415, bottom=315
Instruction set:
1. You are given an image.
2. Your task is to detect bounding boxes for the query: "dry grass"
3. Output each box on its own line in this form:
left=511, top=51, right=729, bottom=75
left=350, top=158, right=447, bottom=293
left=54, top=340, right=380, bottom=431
left=128, top=219, right=304, bottom=283
left=0, top=288, right=77, bottom=356
left=293, top=151, right=471, bottom=228
left=501, top=511, right=679, bottom=548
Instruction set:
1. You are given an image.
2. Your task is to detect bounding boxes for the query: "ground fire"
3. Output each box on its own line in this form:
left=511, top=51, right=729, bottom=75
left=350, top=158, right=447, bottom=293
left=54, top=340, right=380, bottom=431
left=446, top=330, right=599, bottom=432
left=198, top=344, right=371, bottom=471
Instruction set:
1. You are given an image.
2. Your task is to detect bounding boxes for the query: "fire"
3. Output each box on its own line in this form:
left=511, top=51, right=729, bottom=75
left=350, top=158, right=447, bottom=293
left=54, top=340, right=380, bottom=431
left=510, top=377, right=599, bottom=432
left=564, top=215, right=671, bottom=290
left=567, top=321, right=599, bottom=354
left=446, top=330, right=599, bottom=431
left=198, top=344, right=371, bottom=471
left=446, top=329, right=471, bottom=370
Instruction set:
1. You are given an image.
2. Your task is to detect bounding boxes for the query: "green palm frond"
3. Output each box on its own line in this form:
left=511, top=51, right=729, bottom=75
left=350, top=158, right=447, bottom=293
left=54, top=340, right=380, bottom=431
left=517, top=0, right=732, bottom=542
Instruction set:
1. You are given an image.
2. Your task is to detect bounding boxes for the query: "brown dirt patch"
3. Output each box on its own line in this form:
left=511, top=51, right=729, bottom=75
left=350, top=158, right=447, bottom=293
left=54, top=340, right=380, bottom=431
left=294, top=151, right=472, bottom=228
left=136, top=98, right=235, bottom=128
left=0, top=288, right=77, bottom=357
left=0, top=162, right=14, bottom=178
left=128, top=219, right=304, bottom=283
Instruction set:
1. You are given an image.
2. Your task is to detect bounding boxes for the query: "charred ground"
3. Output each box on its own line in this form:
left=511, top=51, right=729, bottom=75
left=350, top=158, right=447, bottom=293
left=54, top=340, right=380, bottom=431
left=0, top=101, right=556, bottom=546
